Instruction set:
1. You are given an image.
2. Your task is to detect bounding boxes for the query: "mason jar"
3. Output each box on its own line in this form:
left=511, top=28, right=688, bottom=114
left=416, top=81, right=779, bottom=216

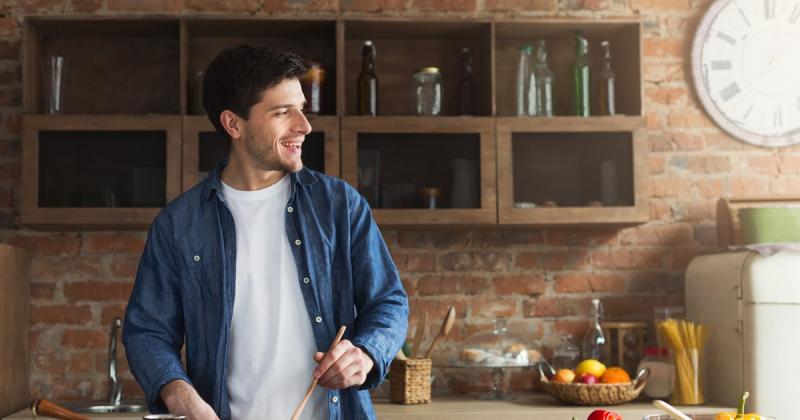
left=412, top=67, right=442, bottom=116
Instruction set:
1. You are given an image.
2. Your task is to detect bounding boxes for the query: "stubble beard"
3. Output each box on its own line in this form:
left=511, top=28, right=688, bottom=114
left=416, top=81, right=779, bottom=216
left=244, top=132, right=301, bottom=173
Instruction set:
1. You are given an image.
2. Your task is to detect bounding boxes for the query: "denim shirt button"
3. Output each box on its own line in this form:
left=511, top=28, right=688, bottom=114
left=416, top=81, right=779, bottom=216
left=287, top=206, right=293, bottom=213
left=295, top=239, right=302, bottom=246
left=193, top=255, right=200, bottom=262
left=315, top=316, right=322, bottom=323
left=331, top=396, right=339, bottom=403
left=303, top=277, right=310, bottom=284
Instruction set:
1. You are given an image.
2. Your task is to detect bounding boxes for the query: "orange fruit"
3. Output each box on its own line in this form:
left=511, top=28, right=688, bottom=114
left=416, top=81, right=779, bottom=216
left=575, top=359, right=606, bottom=378
left=600, top=367, right=631, bottom=384
left=553, top=369, right=576, bottom=383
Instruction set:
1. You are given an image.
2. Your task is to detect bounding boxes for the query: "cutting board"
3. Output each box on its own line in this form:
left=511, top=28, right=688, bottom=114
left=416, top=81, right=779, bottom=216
left=0, top=244, right=31, bottom=417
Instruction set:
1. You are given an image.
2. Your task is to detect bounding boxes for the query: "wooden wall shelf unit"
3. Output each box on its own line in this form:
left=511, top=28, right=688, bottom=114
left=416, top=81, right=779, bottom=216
left=22, top=16, right=646, bottom=230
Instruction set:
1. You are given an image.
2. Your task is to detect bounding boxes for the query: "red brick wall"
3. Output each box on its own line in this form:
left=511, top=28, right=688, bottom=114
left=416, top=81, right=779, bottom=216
left=1, top=0, right=798, bottom=401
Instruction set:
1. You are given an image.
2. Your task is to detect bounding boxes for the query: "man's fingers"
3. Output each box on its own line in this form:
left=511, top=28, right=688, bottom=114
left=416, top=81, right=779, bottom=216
left=320, top=359, right=363, bottom=389
left=314, top=339, right=353, bottom=378
left=313, top=352, right=324, bottom=362
left=318, top=347, right=360, bottom=385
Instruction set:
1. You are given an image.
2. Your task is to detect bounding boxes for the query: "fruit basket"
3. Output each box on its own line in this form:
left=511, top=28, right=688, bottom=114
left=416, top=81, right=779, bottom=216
left=538, top=361, right=650, bottom=406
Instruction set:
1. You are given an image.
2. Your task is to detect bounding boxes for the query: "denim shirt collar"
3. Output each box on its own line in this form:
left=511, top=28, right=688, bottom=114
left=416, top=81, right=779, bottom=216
left=203, top=158, right=318, bottom=201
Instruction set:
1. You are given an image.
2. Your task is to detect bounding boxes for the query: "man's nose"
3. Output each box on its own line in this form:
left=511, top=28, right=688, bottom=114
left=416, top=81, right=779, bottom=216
left=293, top=110, right=312, bottom=134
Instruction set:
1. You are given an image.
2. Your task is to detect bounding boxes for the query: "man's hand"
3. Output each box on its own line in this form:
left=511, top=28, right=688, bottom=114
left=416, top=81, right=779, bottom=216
left=313, top=339, right=374, bottom=389
left=160, top=380, right=219, bottom=420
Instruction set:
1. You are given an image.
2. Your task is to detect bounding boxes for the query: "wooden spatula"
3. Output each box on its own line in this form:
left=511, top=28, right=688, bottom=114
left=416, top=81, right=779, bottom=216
left=411, top=311, right=428, bottom=358
left=291, top=325, right=346, bottom=420
left=423, top=306, right=456, bottom=359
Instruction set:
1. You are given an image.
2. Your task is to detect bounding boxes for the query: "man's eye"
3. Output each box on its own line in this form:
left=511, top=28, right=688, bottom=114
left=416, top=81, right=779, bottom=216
left=276, top=110, right=289, bottom=116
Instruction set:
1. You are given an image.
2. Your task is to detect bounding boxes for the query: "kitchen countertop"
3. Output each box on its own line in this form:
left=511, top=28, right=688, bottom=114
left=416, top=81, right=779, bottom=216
left=4, top=394, right=731, bottom=420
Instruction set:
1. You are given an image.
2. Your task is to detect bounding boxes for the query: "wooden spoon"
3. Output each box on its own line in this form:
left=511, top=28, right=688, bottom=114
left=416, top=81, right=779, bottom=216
left=411, top=312, right=428, bottom=358
left=31, top=399, right=89, bottom=420
left=423, top=306, right=456, bottom=359
left=653, top=399, right=692, bottom=420
left=291, top=325, right=346, bottom=420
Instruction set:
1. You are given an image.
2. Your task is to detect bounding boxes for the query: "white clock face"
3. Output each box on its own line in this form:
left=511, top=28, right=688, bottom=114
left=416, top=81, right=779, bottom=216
left=692, top=0, right=800, bottom=147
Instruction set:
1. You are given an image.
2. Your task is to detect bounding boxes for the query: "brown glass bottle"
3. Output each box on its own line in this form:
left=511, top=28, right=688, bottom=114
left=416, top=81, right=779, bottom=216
left=357, top=40, right=378, bottom=116
left=595, top=40, right=616, bottom=116
left=457, top=47, right=478, bottom=116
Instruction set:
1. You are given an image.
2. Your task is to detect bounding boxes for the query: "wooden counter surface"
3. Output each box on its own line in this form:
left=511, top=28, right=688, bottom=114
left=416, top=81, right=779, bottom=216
left=4, top=394, right=731, bottom=420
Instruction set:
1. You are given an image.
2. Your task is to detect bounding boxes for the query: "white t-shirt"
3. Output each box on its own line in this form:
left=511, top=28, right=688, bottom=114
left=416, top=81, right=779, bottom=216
left=222, top=175, right=327, bottom=420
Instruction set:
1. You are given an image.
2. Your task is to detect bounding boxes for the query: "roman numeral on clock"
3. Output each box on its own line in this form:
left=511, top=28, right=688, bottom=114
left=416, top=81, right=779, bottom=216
left=774, top=107, right=783, bottom=127
left=720, top=83, right=741, bottom=102
left=765, top=0, right=776, bottom=19
left=791, top=4, right=800, bottom=23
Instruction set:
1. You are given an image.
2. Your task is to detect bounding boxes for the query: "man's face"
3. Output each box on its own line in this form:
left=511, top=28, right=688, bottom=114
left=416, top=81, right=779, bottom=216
left=235, top=78, right=311, bottom=173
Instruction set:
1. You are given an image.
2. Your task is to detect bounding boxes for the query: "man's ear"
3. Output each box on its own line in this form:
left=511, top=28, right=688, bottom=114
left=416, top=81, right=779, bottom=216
left=220, top=110, right=243, bottom=140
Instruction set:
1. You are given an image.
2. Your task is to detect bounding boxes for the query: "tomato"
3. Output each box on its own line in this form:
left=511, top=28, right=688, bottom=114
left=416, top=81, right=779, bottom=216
left=587, top=409, right=623, bottom=420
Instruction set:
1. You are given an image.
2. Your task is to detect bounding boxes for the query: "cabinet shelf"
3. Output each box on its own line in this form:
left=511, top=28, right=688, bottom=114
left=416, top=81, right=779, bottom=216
left=342, top=116, right=496, bottom=226
left=497, top=116, right=648, bottom=226
left=21, top=115, right=182, bottom=230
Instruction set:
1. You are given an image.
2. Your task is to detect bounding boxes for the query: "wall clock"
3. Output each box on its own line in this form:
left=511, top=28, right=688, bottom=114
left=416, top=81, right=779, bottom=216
left=692, top=0, right=800, bottom=147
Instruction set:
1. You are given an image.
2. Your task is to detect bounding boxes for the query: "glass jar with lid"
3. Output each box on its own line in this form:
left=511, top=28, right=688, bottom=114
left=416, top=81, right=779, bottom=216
left=412, top=67, right=442, bottom=116
left=456, top=319, right=541, bottom=367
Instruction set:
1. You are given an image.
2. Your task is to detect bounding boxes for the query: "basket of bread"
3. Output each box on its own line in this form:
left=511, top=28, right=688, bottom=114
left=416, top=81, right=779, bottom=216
left=539, top=359, right=650, bottom=405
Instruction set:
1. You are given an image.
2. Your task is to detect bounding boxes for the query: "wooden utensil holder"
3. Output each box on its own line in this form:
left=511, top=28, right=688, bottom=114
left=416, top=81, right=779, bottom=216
left=390, top=358, right=431, bottom=404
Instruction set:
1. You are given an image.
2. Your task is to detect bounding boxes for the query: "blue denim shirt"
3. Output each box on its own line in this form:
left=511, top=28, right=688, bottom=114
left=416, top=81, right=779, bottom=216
left=123, top=159, right=408, bottom=420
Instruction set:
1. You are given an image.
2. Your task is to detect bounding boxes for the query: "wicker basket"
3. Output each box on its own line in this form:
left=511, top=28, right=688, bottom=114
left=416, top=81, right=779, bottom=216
left=538, top=362, right=650, bottom=406
left=390, top=358, right=431, bottom=404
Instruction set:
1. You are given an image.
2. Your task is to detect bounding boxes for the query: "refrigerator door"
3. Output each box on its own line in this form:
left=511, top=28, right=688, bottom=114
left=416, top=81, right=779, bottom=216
left=685, top=252, right=749, bottom=408
left=740, top=250, right=800, bottom=420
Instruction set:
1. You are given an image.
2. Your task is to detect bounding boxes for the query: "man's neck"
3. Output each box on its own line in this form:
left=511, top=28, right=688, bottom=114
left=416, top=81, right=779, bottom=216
left=221, top=154, right=287, bottom=191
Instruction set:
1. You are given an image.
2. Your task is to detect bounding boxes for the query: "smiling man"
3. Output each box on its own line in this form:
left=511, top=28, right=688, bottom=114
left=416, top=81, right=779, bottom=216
left=123, top=45, right=408, bottom=420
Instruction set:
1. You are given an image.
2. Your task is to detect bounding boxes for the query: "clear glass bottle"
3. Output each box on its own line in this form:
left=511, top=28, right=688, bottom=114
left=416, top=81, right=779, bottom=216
left=412, top=67, right=442, bottom=116
left=533, top=40, right=553, bottom=117
left=516, top=45, right=535, bottom=116
left=357, top=40, right=378, bottom=116
left=457, top=47, right=478, bottom=116
left=572, top=32, right=590, bottom=117
left=582, top=298, right=606, bottom=360
left=596, top=40, right=616, bottom=116
left=551, top=334, right=581, bottom=370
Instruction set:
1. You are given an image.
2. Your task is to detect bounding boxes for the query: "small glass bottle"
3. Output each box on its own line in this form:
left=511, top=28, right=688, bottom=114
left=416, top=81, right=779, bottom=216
left=412, top=67, right=442, bottom=116
left=301, top=62, right=325, bottom=115
left=457, top=47, right=478, bottom=116
left=533, top=40, right=554, bottom=117
left=572, top=32, right=591, bottom=117
left=551, top=334, right=581, bottom=370
left=596, top=40, right=616, bottom=116
left=582, top=298, right=606, bottom=361
left=516, top=45, right=535, bottom=116
left=357, top=40, right=379, bottom=116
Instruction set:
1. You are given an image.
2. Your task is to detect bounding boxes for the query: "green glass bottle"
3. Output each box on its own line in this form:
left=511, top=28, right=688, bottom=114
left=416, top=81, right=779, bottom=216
left=572, top=32, right=590, bottom=117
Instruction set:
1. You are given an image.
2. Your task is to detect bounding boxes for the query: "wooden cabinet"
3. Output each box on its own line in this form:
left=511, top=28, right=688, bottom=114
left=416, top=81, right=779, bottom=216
left=22, top=16, right=647, bottom=229
left=497, top=116, right=648, bottom=226
left=342, top=117, right=496, bottom=226
left=21, top=115, right=181, bottom=229
left=0, top=245, right=30, bottom=418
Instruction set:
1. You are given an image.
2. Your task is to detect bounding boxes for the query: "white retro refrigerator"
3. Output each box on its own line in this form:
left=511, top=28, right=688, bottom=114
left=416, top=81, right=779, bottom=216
left=686, top=250, right=800, bottom=420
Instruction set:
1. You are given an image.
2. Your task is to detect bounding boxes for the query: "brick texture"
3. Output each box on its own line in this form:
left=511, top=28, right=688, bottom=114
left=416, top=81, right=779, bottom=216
left=5, top=0, right=798, bottom=402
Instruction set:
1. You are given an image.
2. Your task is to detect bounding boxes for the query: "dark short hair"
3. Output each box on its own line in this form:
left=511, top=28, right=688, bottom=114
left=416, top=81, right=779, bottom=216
left=202, top=44, right=308, bottom=140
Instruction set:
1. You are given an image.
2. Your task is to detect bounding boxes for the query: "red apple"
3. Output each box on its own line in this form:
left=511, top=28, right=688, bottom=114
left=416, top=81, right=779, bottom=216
left=576, top=373, right=598, bottom=384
